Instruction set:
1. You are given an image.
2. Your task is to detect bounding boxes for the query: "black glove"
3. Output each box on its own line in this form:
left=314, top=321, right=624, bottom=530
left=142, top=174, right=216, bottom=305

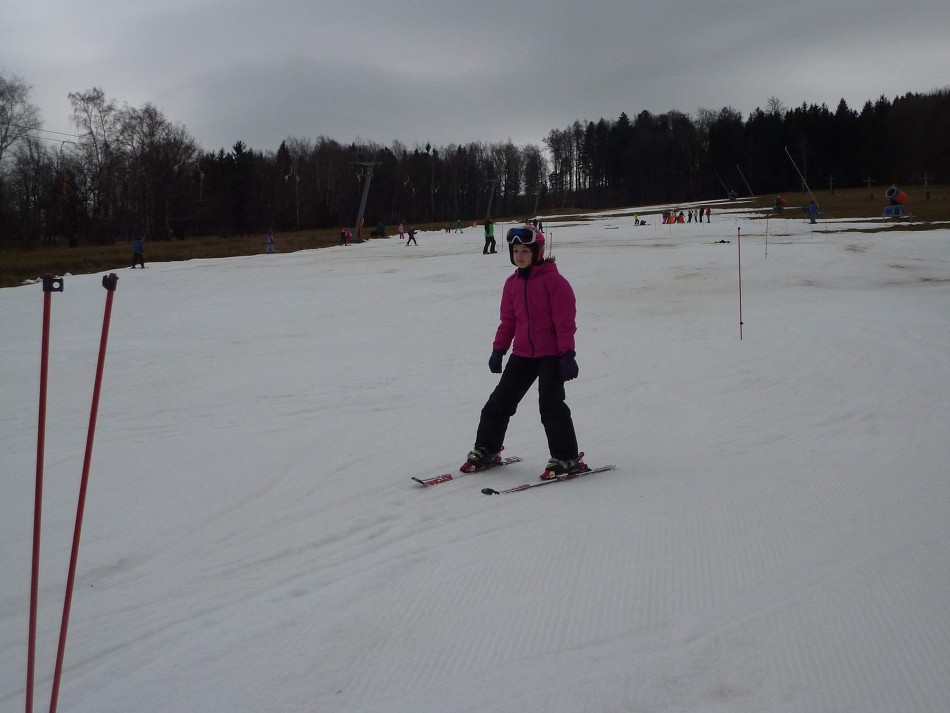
left=559, top=350, right=579, bottom=381
left=488, top=349, right=506, bottom=374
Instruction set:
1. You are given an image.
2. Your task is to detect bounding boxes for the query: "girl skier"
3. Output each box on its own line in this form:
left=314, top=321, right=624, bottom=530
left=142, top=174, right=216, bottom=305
left=461, top=224, right=585, bottom=480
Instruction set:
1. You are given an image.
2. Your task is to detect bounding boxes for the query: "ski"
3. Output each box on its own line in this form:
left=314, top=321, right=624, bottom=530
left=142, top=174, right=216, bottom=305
left=481, top=465, right=616, bottom=495
left=412, top=456, right=523, bottom=487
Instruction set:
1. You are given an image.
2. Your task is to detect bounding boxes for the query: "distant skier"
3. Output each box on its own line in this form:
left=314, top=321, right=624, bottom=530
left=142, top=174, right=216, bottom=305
left=705, top=207, right=711, bottom=223
left=808, top=200, right=819, bottom=224
left=265, top=230, right=277, bottom=254
left=483, top=217, right=496, bottom=254
left=460, top=223, right=585, bottom=481
left=131, top=235, right=145, bottom=269
left=398, top=222, right=405, bottom=240
left=455, top=219, right=463, bottom=233
left=406, top=226, right=417, bottom=245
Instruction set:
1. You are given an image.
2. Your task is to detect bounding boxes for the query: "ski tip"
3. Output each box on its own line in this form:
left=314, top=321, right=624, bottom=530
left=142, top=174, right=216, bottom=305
left=481, top=487, right=499, bottom=495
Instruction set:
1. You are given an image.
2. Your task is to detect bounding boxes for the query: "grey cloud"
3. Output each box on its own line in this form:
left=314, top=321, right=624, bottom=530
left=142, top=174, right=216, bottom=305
left=3, top=0, right=949, bottom=154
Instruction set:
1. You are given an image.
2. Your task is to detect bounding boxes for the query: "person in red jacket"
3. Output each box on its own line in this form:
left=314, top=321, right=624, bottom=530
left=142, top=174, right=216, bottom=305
left=461, top=224, right=586, bottom=480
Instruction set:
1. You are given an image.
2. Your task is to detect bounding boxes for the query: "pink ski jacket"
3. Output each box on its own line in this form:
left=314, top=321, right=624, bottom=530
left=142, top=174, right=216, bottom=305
left=493, top=261, right=576, bottom=358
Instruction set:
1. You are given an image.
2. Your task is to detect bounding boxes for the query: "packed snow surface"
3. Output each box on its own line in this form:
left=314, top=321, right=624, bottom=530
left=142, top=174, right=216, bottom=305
left=2, top=203, right=949, bottom=712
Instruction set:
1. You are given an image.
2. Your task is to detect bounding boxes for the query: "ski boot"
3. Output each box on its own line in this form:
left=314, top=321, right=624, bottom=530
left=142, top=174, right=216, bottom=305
left=460, top=446, right=503, bottom=473
left=540, top=452, right=588, bottom=480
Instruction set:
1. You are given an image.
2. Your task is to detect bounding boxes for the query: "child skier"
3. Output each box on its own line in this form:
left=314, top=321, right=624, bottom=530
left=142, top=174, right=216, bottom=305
left=461, top=224, right=585, bottom=480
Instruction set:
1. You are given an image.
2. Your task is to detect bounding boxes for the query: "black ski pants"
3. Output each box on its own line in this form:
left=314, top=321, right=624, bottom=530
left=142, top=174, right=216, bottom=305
left=475, top=354, right=578, bottom=461
left=483, top=236, right=496, bottom=254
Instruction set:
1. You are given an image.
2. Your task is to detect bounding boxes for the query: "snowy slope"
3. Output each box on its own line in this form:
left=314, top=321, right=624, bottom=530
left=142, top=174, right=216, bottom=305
left=2, top=205, right=949, bottom=712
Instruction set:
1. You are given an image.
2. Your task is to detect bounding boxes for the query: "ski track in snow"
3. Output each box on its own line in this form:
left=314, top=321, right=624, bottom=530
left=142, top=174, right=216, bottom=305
left=2, top=206, right=950, bottom=712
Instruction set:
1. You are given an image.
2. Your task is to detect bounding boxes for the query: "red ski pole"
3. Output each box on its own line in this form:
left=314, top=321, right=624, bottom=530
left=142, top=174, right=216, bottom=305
left=48, top=274, right=118, bottom=713
left=27, top=276, right=63, bottom=713
left=737, top=227, right=744, bottom=340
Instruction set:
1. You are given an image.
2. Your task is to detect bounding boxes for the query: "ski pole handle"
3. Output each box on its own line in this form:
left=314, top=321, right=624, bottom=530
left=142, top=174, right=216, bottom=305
left=43, top=274, right=64, bottom=292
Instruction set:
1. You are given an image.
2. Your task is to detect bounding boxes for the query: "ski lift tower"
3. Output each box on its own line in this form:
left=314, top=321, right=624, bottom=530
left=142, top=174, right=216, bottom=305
left=353, top=158, right=381, bottom=242
left=485, top=177, right=499, bottom=220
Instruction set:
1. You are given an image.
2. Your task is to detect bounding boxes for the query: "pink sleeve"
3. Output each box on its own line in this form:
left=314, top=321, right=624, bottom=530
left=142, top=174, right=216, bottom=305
left=492, top=278, right=516, bottom=351
left=550, top=276, right=577, bottom=353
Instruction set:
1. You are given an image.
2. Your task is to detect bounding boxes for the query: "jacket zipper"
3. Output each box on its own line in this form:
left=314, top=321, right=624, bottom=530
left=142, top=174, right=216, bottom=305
left=523, top=275, right=535, bottom=356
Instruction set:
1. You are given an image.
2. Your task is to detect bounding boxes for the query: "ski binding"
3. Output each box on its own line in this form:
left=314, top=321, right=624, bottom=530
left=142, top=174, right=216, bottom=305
left=412, top=456, right=523, bottom=487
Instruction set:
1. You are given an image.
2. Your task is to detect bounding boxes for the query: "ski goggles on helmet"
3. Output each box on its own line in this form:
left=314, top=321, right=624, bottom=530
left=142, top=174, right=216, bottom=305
left=506, top=227, right=539, bottom=245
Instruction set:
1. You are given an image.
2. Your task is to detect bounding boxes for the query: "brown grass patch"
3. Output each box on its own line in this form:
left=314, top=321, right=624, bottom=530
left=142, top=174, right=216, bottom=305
left=3, top=187, right=947, bottom=288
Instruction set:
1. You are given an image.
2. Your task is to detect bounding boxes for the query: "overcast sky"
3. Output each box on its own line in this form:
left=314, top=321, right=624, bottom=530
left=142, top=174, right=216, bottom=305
left=3, top=0, right=949, bottom=155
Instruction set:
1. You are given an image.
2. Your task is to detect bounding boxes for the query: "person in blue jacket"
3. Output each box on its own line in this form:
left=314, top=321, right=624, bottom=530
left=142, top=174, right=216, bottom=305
left=131, top=235, right=145, bottom=268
